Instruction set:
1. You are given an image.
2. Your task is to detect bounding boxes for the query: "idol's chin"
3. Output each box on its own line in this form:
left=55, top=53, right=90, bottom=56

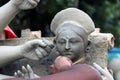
left=64, top=55, right=73, bottom=59
left=60, top=52, right=73, bottom=59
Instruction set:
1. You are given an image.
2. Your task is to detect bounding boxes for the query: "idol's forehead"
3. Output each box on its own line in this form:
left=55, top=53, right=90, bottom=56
left=56, top=23, right=83, bottom=35
left=56, top=30, right=82, bottom=40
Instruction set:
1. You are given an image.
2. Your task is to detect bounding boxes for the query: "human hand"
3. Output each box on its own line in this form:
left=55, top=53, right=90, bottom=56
left=93, top=63, right=114, bottom=80
left=50, top=56, right=72, bottom=74
left=14, top=64, right=40, bottom=79
left=20, top=39, right=54, bottom=60
left=10, top=0, right=40, bottom=10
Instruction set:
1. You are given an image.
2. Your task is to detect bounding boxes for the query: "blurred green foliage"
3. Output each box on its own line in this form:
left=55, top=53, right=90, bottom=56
left=0, top=0, right=120, bottom=46
left=78, top=0, right=120, bottom=47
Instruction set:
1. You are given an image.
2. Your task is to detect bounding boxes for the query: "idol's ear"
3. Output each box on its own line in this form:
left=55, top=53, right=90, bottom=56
left=85, top=41, right=91, bottom=53
left=53, top=38, right=56, bottom=45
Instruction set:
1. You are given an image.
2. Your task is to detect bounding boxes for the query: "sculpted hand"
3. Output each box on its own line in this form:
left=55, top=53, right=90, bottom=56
left=93, top=63, right=114, bottom=80
left=14, top=64, right=40, bottom=79
left=10, top=0, right=40, bottom=10
left=20, top=39, right=54, bottom=60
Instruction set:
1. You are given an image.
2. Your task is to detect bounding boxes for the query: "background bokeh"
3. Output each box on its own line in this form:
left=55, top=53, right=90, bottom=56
left=0, top=0, right=120, bottom=47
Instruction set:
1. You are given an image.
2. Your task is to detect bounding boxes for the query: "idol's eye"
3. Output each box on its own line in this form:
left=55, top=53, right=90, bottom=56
left=57, top=39, right=66, bottom=44
left=70, top=38, right=81, bottom=43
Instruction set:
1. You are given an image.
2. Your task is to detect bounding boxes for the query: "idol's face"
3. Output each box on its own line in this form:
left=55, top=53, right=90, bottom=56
left=55, top=30, right=85, bottom=62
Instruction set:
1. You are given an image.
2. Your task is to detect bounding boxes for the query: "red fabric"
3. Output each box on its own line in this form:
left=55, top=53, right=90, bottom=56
left=4, top=26, right=17, bottom=39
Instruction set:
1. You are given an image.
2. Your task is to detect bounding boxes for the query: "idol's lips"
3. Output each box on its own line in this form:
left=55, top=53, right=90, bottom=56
left=60, top=51, right=73, bottom=56
left=64, top=52, right=73, bottom=55
left=65, top=54, right=72, bottom=59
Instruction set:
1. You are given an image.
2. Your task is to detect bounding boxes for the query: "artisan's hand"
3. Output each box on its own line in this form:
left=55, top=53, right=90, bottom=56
left=54, top=56, right=72, bottom=70
left=93, top=63, right=114, bottom=80
left=14, top=64, right=40, bottom=79
left=10, top=0, right=40, bottom=10
left=20, top=39, right=54, bottom=60
left=50, top=56, right=72, bottom=74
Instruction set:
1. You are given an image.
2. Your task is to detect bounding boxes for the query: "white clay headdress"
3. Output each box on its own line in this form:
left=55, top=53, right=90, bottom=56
left=50, top=8, right=95, bottom=35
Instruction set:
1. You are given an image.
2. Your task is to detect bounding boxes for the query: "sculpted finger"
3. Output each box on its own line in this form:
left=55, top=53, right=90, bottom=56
left=27, top=64, right=34, bottom=78
left=22, top=66, right=28, bottom=73
left=41, top=39, right=54, bottom=53
left=22, top=66, right=29, bottom=78
left=42, top=39, right=54, bottom=48
left=27, top=64, right=34, bottom=73
left=104, top=67, right=109, bottom=73
left=26, top=39, right=47, bottom=50
left=33, top=39, right=47, bottom=47
left=17, top=70, right=23, bottom=77
left=93, top=63, right=106, bottom=75
left=37, top=47, right=48, bottom=57
left=104, top=67, right=113, bottom=76
left=44, top=46, right=52, bottom=53
left=34, top=74, right=40, bottom=78
left=35, top=48, right=43, bottom=59
left=34, top=0, right=40, bottom=3
left=14, top=72, right=18, bottom=77
left=28, top=0, right=38, bottom=7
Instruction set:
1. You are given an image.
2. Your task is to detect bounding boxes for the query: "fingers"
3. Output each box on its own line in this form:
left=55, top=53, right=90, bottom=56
left=24, top=39, right=47, bottom=50
left=22, top=66, right=29, bottom=78
left=93, top=63, right=106, bottom=74
left=14, top=70, right=24, bottom=78
left=34, top=39, right=47, bottom=47
left=34, top=0, right=40, bottom=3
left=33, top=39, right=53, bottom=55
left=104, top=67, right=109, bottom=73
left=22, top=66, right=28, bottom=74
left=41, top=39, right=54, bottom=53
left=35, top=47, right=48, bottom=58
left=23, top=39, right=53, bottom=59
left=35, top=48, right=43, bottom=59
left=37, top=39, right=54, bottom=53
left=14, top=64, right=36, bottom=79
left=28, top=0, right=39, bottom=7
left=14, top=66, right=29, bottom=78
left=14, top=72, right=17, bottom=77
left=27, top=64, right=34, bottom=79
left=42, top=39, right=54, bottom=49
left=93, top=63, right=114, bottom=80
left=27, top=39, right=53, bottom=49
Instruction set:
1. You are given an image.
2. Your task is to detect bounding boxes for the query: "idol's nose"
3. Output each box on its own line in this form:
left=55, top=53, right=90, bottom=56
left=65, top=41, right=70, bottom=50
